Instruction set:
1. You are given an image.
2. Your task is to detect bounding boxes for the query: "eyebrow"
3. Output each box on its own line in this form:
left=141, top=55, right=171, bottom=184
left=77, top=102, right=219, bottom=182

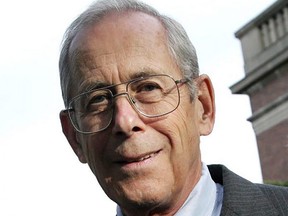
left=83, top=82, right=110, bottom=93
left=130, top=70, right=160, bottom=80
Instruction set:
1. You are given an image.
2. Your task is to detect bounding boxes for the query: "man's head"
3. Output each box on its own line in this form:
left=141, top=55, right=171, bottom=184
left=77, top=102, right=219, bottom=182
left=59, top=0, right=215, bottom=215
left=59, top=0, right=200, bottom=107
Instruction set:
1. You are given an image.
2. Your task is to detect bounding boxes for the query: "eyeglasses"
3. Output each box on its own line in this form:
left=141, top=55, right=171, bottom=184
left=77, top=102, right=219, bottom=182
left=66, top=74, right=189, bottom=134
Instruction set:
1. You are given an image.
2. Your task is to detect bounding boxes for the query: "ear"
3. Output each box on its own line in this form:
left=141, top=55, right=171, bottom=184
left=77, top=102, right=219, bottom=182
left=59, top=110, right=87, bottom=163
left=196, top=74, right=215, bottom=136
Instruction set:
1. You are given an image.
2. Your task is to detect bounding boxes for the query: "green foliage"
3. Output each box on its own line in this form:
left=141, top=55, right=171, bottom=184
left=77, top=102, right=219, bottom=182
left=264, top=180, right=288, bottom=187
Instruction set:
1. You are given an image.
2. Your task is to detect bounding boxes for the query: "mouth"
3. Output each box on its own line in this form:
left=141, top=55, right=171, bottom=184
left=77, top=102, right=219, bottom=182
left=126, top=151, right=160, bottom=163
left=115, top=150, right=161, bottom=165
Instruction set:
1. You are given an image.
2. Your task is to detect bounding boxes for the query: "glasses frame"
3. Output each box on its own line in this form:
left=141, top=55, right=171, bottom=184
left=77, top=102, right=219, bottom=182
left=65, top=74, right=189, bottom=134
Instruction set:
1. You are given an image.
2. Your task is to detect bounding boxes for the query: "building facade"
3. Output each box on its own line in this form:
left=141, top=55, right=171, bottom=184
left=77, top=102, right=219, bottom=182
left=231, top=0, right=288, bottom=182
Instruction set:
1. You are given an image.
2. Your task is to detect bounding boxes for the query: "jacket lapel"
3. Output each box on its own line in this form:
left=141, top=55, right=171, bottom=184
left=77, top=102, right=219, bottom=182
left=208, top=165, right=279, bottom=216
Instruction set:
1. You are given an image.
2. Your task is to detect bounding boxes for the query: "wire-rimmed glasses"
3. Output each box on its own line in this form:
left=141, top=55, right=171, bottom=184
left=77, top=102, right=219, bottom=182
left=66, top=74, right=189, bottom=134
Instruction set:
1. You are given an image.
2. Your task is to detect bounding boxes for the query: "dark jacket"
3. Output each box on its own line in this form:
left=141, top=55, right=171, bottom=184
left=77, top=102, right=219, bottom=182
left=208, top=164, right=288, bottom=216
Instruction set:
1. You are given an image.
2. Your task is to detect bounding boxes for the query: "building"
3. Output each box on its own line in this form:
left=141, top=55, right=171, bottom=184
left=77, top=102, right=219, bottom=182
left=230, top=0, right=288, bottom=182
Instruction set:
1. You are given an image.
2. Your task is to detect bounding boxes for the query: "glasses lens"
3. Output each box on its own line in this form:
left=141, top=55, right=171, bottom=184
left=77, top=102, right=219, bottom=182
left=68, top=75, right=181, bottom=133
left=128, top=75, right=180, bottom=117
left=68, top=89, right=113, bottom=133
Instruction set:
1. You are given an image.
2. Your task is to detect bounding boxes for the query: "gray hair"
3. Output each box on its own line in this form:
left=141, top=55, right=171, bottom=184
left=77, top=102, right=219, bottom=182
left=59, top=0, right=199, bottom=107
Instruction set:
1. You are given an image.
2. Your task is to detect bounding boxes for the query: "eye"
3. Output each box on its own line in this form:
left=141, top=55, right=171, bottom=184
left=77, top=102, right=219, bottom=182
left=85, top=91, right=111, bottom=113
left=136, top=82, right=161, bottom=93
left=90, top=95, right=107, bottom=104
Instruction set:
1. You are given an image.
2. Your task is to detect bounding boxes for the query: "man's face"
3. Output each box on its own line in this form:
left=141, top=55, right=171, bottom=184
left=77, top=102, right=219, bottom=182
left=61, top=11, right=214, bottom=215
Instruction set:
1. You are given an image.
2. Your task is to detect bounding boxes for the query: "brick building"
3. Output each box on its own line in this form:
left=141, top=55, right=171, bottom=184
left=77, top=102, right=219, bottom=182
left=230, top=0, right=288, bottom=182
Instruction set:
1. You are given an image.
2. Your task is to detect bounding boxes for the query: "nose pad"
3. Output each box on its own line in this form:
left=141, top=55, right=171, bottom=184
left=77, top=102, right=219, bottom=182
left=130, top=97, right=136, bottom=104
left=113, top=92, right=136, bottom=112
left=113, top=94, right=138, bottom=120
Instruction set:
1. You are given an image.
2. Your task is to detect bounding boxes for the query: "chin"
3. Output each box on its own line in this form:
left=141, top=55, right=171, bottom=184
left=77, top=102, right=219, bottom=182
left=112, top=178, right=173, bottom=208
left=117, top=191, right=173, bottom=216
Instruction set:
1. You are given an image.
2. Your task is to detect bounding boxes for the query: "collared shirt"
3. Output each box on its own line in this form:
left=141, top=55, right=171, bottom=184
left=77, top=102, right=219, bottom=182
left=116, top=163, right=223, bottom=216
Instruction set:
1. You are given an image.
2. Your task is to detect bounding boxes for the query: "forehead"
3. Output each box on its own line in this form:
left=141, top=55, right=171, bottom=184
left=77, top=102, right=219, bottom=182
left=69, top=11, right=180, bottom=93
left=70, top=11, right=166, bottom=52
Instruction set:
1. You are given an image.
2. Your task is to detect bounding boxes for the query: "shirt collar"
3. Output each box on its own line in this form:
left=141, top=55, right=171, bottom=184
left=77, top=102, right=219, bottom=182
left=174, top=163, right=222, bottom=216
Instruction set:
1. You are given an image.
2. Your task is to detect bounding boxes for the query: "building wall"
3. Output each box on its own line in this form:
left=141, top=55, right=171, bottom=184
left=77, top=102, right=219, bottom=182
left=257, top=119, right=288, bottom=181
left=249, top=62, right=288, bottom=113
left=231, top=0, right=288, bottom=182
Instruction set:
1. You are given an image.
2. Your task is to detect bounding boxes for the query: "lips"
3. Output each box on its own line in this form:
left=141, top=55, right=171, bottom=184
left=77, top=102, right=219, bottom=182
left=115, top=150, right=161, bottom=164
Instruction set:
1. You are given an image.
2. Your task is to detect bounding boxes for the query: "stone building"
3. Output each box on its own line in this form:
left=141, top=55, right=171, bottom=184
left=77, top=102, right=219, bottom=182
left=230, top=0, right=288, bottom=182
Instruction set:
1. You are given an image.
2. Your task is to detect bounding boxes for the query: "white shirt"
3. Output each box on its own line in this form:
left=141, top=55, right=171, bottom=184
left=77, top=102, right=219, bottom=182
left=116, top=163, right=223, bottom=216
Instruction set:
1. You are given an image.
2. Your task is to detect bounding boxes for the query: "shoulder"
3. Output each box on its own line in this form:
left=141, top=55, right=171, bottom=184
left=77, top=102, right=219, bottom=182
left=256, top=183, right=288, bottom=204
left=207, top=164, right=288, bottom=216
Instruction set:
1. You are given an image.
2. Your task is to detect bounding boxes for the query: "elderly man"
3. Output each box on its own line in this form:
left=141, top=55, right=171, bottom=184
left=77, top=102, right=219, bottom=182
left=59, top=0, right=288, bottom=215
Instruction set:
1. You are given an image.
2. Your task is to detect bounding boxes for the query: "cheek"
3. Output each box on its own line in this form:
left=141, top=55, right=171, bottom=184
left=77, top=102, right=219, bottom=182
left=79, top=133, right=110, bottom=175
left=155, top=103, right=201, bottom=169
left=167, top=104, right=199, bottom=144
left=153, top=115, right=198, bottom=159
left=151, top=113, right=201, bottom=191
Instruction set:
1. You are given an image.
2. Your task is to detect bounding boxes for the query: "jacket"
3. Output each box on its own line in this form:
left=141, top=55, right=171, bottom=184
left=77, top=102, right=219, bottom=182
left=208, top=164, right=288, bottom=216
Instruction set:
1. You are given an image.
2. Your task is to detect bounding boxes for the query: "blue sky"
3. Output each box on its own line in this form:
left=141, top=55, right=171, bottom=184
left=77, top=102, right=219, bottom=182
left=0, top=0, right=275, bottom=215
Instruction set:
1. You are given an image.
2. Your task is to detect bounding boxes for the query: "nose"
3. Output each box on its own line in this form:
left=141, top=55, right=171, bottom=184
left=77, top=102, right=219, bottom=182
left=112, top=94, right=146, bottom=136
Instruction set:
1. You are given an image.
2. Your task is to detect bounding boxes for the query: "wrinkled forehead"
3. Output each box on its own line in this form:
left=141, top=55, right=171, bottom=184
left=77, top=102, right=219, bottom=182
left=68, top=11, right=169, bottom=72
left=69, top=11, right=168, bottom=57
left=69, top=46, right=152, bottom=74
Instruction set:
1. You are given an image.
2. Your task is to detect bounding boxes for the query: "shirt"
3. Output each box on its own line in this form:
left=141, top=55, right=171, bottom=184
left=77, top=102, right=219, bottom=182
left=116, top=163, right=223, bottom=216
